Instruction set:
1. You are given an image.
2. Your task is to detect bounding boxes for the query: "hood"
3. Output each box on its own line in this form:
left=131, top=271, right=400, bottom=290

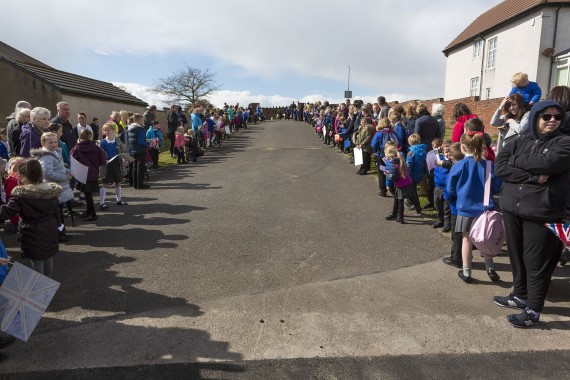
left=411, top=144, right=427, bottom=152
left=560, top=110, right=570, bottom=136
left=457, top=114, right=477, bottom=123
left=6, top=112, right=15, bottom=121
left=30, top=147, right=62, bottom=159
left=527, top=100, right=566, bottom=140
left=11, top=182, right=62, bottom=199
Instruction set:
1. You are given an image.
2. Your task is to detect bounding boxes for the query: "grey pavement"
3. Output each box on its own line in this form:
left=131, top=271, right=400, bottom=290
left=1, top=120, right=570, bottom=378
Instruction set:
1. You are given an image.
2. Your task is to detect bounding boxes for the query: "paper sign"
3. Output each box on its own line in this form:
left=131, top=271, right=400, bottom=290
left=0, top=262, right=60, bottom=341
left=353, top=147, right=364, bottom=166
left=108, top=153, right=135, bottom=164
left=70, top=156, right=88, bottom=184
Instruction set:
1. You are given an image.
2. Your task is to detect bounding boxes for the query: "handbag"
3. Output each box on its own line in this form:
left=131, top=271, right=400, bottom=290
left=469, top=161, right=505, bottom=257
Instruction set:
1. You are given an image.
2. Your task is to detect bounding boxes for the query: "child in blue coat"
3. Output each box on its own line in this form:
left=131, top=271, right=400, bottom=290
left=445, top=132, right=502, bottom=283
left=405, top=133, right=425, bottom=213
left=442, top=142, right=465, bottom=268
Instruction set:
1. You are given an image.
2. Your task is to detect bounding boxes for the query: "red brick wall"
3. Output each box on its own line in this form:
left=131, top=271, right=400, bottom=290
left=388, top=96, right=502, bottom=137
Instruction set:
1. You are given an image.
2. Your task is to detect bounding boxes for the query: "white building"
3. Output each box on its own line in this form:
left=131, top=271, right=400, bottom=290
left=443, top=0, right=570, bottom=101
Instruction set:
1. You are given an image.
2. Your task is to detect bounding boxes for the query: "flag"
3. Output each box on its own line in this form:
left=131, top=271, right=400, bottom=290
left=545, top=223, right=570, bottom=247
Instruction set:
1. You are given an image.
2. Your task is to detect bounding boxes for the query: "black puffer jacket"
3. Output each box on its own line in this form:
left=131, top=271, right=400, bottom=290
left=496, top=100, right=570, bottom=222
left=0, top=182, right=62, bottom=259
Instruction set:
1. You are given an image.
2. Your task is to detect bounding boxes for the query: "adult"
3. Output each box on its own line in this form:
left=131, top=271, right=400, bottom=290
left=20, top=107, right=51, bottom=157
left=377, top=96, right=391, bottom=119
left=431, top=103, right=446, bottom=139
left=191, top=105, right=203, bottom=132
left=414, top=102, right=442, bottom=151
left=6, top=100, right=31, bottom=155
left=495, top=100, right=570, bottom=328
left=450, top=103, right=477, bottom=142
left=143, top=105, right=157, bottom=130
left=545, top=86, right=570, bottom=136
left=76, top=112, right=92, bottom=139
left=404, top=101, right=418, bottom=136
left=490, top=94, right=529, bottom=153
left=167, top=105, right=180, bottom=158
left=9, top=108, right=31, bottom=157
left=290, top=101, right=297, bottom=121
left=178, top=107, right=188, bottom=130
left=51, top=101, right=76, bottom=151
left=127, top=114, right=150, bottom=189
left=90, top=117, right=100, bottom=141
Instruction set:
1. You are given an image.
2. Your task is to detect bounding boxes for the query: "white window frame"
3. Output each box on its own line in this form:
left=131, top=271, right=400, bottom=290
left=485, top=87, right=491, bottom=100
left=487, top=37, right=497, bottom=69
left=470, top=77, right=480, bottom=97
left=555, top=53, right=570, bottom=86
left=473, top=40, right=483, bottom=59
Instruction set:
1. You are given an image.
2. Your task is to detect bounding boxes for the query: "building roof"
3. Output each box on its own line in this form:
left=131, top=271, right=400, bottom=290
left=0, top=41, right=147, bottom=106
left=443, top=0, right=570, bottom=55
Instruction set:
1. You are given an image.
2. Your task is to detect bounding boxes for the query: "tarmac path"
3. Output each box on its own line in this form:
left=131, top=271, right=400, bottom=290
left=1, top=120, right=570, bottom=378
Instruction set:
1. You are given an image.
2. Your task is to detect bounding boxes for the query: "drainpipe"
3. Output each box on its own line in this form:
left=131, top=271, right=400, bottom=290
left=478, top=34, right=486, bottom=98
left=547, top=6, right=561, bottom=94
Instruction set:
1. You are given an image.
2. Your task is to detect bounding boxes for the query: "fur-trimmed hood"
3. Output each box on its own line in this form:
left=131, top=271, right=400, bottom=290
left=30, top=147, right=63, bottom=159
left=11, top=182, right=62, bottom=199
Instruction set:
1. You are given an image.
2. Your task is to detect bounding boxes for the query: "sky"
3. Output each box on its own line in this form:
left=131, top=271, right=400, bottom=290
left=1, top=0, right=502, bottom=109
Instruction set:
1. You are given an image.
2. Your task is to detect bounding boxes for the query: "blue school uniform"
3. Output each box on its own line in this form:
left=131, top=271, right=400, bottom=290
left=406, top=144, right=427, bottom=183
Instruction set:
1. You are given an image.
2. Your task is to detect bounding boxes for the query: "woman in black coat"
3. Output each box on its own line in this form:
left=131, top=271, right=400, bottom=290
left=494, top=100, right=570, bottom=328
left=0, top=159, right=62, bottom=277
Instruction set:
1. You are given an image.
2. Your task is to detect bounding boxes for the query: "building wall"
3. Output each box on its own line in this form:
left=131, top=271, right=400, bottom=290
left=0, top=60, right=61, bottom=127
left=444, top=10, right=547, bottom=101
left=542, top=7, right=570, bottom=91
left=62, top=94, right=147, bottom=125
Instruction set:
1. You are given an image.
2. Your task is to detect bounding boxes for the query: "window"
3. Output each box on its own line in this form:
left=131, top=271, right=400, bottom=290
left=487, top=37, right=497, bottom=69
left=473, top=40, right=483, bottom=59
left=485, top=88, right=491, bottom=100
left=470, top=77, right=480, bottom=97
left=555, top=56, right=570, bottom=86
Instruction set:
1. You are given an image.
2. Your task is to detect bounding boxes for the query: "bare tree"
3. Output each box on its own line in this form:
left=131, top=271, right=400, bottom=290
left=151, top=65, right=221, bottom=106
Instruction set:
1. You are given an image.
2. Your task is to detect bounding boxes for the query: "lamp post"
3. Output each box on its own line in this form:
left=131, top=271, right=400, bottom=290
left=345, top=65, right=352, bottom=99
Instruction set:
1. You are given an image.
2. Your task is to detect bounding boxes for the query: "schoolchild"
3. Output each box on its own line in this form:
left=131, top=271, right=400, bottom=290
left=0, top=158, right=62, bottom=277
left=174, top=126, right=187, bottom=163
left=371, top=118, right=398, bottom=197
left=323, top=111, right=334, bottom=145
left=442, top=142, right=465, bottom=267
left=432, top=140, right=452, bottom=231
left=508, top=72, right=542, bottom=107
left=425, top=137, right=443, bottom=209
left=197, top=125, right=205, bottom=149
left=389, top=110, right=409, bottom=155
left=354, top=122, right=374, bottom=175
left=445, top=132, right=502, bottom=283
left=463, top=118, right=495, bottom=161
left=99, top=124, right=128, bottom=210
left=146, top=120, right=163, bottom=169
left=384, top=145, right=414, bottom=224
left=405, top=133, right=425, bottom=213
left=47, top=123, right=70, bottom=167
left=70, top=129, right=107, bottom=221
left=337, top=117, right=350, bottom=154
left=3, top=157, right=24, bottom=234
left=315, top=111, right=324, bottom=139
left=0, top=130, right=9, bottom=160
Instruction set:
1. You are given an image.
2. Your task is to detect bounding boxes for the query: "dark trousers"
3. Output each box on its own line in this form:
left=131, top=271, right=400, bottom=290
left=176, top=148, right=186, bottom=163
left=149, top=147, right=159, bottom=167
left=426, top=169, right=435, bottom=206
left=128, top=152, right=146, bottom=188
left=434, top=187, right=451, bottom=227
left=391, top=198, right=404, bottom=221
left=360, top=151, right=371, bottom=172
left=408, top=183, right=422, bottom=212
left=168, top=132, right=175, bottom=156
left=503, top=211, right=562, bottom=312
left=450, top=213, right=462, bottom=262
left=377, top=158, right=387, bottom=194
left=85, top=192, right=95, bottom=217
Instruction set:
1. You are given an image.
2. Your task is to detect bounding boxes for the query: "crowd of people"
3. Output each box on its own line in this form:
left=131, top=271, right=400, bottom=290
left=293, top=74, right=570, bottom=329
left=0, top=99, right=256, bottom=356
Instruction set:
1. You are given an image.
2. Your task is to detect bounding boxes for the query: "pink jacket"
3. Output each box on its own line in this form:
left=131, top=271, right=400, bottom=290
left=174, top=132, right=186, bottom=148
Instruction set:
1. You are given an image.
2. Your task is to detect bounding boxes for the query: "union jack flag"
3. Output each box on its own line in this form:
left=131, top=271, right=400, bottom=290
left=545, top=223, right=570, bottom=247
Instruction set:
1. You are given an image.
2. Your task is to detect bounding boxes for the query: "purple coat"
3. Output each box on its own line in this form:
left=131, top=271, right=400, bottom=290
left=19, top=122, right=43, bottom=157
left=70, top=141, right=107, bottom=181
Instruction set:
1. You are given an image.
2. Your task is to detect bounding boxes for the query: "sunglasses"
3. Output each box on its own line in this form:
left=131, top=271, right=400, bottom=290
left=540, top=113, right=563, bottom=121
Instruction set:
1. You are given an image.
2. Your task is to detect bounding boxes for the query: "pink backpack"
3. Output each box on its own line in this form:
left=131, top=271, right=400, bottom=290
left=469, top=161, right=505, bottom=256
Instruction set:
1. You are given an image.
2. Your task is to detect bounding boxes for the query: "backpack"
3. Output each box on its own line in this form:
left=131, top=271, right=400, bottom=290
left=380, top=130, right=399, bottom=152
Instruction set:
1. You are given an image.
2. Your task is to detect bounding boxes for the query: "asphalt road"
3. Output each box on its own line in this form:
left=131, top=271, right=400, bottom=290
left=2, top=120, right=570, bottom=378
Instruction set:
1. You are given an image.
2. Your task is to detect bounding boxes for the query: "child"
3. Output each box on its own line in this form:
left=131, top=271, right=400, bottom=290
left=445, top=132, right=502, bottom=283
left=0, top=158, right=62, bottom=277
left=442, top=143, right=465, bottom=268
left=432, top=140, right=452, bottom=231
left=3, top=157, right=23, bottom=234
left=384, top=145, right=414, bottom=224
left=463, top=118, right=495, bottom=161
left=405, top=133, right=425, bottom=213
left=371, top=118, right=398, bottom=197
left=389, top=110, right=409, bottom=155
left=509, top=72, right=542, bottom=107
left=197, top=125, right=205, bottom=149
left=48, top=123, right=70, bottom=168
left=0, top=130, right=8, bottom=160
left=99, top=124, right=128, bottom=210
left=70, top=129, right=107, bottom=221
left=146, top=120, right=163, bottom=169
left=174, top=126, right=187, bottom=164
left=425, top=138, right=443, bottom=209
